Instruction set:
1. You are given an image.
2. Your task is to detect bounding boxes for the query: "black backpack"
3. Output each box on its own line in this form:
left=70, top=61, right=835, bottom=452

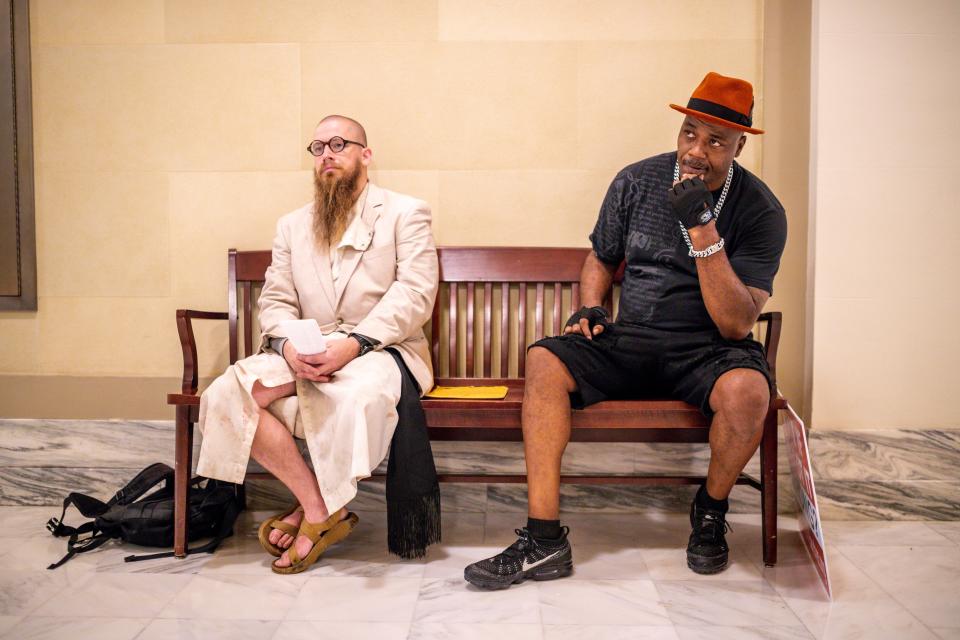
left=46, top=462, right=245, bottom=569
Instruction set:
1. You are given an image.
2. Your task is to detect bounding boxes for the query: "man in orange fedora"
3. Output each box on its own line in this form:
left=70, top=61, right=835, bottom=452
left=466, top=72, right=787, bottom=588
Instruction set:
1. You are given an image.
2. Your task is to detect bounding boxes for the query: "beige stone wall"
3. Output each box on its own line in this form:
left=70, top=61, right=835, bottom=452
left=808, top=0, right=960, bottom=428
left=2, top=0, right=798, bottom=418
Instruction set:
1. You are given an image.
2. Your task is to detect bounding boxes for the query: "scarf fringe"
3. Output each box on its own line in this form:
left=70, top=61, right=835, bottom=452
left=387, top=489, right=441, bottom=559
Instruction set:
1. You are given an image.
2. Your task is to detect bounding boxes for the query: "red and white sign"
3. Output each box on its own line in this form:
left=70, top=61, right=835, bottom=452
left=783, top=404, right=832, bottom=600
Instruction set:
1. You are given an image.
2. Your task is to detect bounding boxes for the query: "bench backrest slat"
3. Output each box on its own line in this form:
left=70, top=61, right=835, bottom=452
left=553, top=282, right=562, bottom=336
left=228, top=249, right=271, bottom=364
left=483, top=282, right=493, bottom=377
left=448, top=281, right=458, bottom=376
left=500, top=283, right=509, bottom=376
left=517, top=282, right=527, bottom=376
left=465, top=281, right=475, bottom=377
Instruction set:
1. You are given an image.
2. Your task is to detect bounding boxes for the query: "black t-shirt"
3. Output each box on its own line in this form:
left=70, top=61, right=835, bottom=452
left=590, top=151, right=787, bottom=332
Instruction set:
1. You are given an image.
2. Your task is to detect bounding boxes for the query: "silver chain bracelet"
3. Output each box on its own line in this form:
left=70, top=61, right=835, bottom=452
left=674, top=162, right=733, bottom=258
left=686, top=237, right=725, bottom=258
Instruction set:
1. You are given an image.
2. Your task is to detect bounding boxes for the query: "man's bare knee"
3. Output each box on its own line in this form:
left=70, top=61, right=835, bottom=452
left=526, top=346, right=577, bottom=394
left=709, top=369, right=769, bottom=422
left=252, top=380, right=297, bottom=409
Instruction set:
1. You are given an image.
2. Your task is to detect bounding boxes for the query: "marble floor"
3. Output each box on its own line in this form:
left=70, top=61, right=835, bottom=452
left=0, top=506, right=957, bottom=639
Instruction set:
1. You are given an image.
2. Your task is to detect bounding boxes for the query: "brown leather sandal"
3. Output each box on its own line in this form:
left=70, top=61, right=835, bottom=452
left=257, top=504, right=303, bottom=557
left=271, top=511, right=359, bottom=575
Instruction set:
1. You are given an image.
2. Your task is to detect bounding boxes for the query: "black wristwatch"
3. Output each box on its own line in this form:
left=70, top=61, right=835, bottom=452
left=348, top=332, right=377, bottom=357
left=695, top=207, right=715, bottom=226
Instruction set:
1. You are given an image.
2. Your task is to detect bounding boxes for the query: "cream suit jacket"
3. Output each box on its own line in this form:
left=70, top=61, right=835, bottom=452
left=257, top=182, right=439, bottom=393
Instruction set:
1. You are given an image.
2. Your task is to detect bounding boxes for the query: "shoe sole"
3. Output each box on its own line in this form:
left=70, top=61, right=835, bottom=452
left=464, top=559, right=574, bottom=590
left=686, top=553, right=728, bottom=575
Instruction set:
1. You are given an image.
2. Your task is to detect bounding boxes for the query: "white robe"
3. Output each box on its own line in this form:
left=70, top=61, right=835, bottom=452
left=196, top=337, right=401, bottom=512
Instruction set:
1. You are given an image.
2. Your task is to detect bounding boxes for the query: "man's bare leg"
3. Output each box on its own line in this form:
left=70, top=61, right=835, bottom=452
left=686, top=368, right=770, bottom=574
left=249, top=381, right=345, bottom=563
left=523, top=347, right=578, bottom=520
left=463, top=346, right=579, bottom=589
left=705, top=368, right=770, bottom=499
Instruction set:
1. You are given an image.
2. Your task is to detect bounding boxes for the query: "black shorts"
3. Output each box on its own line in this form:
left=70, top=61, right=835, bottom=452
left=532, top=322, right=773, bottom=416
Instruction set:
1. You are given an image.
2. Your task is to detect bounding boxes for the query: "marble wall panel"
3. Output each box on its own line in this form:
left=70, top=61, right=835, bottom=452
left=244, top=479, right=489, bottom=513
left=488, top=480, right=796, bottom=515
left=243, top=478, right=296, bottom=511
left=427, top=441, right=525, bottom=475
left=0, top=420, right=196, bottom=468
left=809, top=430, right=960, bottom=481
left=427, top=441, right=638, bottom=476
left=1, top=420, right=955, bottom=520
left=492, top=484, right=693, bottom=514
left=816, top=481, right=960, bottom=520
left=441, top=484, right=490, bottom=514
left=635, top=440, right=792, bottom=479
left=0, top=467, right=140, bottom=506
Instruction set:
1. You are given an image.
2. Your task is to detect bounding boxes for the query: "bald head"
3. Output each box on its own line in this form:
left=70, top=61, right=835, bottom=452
left=316, top=114, right=367, bottom=147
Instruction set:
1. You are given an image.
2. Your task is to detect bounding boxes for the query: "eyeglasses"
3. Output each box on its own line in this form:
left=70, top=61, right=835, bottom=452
left=306, top=136, right=364, bottom=157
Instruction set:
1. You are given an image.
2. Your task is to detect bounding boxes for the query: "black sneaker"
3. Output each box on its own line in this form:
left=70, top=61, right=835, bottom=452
left=687, top=499, right=730, bottom=574
left=464, top=527, right=573, bottom=590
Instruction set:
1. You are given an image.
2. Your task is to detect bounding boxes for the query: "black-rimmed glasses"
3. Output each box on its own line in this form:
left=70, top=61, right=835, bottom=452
left=306, top=136, right=364, bottom=156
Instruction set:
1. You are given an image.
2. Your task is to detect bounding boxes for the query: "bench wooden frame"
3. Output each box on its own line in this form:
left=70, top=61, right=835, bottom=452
left=169, top=247, right=786, bottom=565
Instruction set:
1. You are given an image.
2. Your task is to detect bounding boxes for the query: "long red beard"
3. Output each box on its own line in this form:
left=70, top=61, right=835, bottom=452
left=312, top=162, right=362, bottom=248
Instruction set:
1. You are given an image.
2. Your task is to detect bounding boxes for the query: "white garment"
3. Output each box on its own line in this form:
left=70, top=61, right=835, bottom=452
left=329, top=187, right=370, bottom=284
left=197, top=339, right=402, bottom=513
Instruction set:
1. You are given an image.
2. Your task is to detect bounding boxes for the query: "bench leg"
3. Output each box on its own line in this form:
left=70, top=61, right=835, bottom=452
left=760, top=407, right=778, bottom=567
left=174, top=405, right=194, bottom=558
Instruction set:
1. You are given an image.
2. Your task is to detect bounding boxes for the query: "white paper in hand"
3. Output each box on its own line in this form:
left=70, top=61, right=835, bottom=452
left=278, top=319, right=327, bottom=355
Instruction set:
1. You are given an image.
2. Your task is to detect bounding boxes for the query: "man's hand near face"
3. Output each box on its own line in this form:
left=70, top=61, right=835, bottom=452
left=669, top=175, right=716, bottom=230
left=284, top=337, right=361, bottom=382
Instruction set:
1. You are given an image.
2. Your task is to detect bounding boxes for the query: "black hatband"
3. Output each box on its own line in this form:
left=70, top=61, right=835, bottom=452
left=686, top=97, right=752, bottom=128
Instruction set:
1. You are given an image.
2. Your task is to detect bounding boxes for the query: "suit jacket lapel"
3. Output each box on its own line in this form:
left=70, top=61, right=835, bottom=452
left=335, top=182, right=383, bottom=306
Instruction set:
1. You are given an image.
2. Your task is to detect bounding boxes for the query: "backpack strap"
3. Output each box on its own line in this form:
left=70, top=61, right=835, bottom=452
left=112, top=462, right=175, bottom=505
left=47, top=529, right=113, bottom=570
left=46, top=492, right=110, bottom=538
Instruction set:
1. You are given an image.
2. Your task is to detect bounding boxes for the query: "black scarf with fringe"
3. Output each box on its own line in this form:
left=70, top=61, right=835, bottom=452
left=384, top=348, right=441, bottom=558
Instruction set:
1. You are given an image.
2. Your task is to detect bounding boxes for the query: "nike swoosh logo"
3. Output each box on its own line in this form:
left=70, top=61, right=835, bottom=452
left=521, top=549, right=562, bottom=572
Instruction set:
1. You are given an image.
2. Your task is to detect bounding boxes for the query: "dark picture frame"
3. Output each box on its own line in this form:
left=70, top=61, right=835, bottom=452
left=0, top=0, right=36, bottom=311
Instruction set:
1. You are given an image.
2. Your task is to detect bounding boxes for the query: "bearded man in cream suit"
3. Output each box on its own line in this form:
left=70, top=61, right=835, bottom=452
left=197, top=115, right=439, bottom=574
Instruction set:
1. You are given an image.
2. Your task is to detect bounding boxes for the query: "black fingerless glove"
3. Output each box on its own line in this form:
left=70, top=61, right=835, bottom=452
left=668, top=177, right=715, bottom=229
left=565, top=306, right=609, bottom=332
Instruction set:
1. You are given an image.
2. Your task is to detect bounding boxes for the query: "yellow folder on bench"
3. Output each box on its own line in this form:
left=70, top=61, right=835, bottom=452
left=425, top=385, right=509, bottom=400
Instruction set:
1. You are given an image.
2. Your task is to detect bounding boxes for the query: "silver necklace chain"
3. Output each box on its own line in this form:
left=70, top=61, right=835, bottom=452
left=674, top=162, right=733, bottom=257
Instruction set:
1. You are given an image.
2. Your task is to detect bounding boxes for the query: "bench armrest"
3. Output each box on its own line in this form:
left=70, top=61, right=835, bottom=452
left=176, top=309, right=228, bottom=395
left=757, top=311, right=782, bottom=388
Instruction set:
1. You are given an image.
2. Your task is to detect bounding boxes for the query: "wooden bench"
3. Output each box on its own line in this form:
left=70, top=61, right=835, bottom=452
left=169, top=246, right=786, bottom=565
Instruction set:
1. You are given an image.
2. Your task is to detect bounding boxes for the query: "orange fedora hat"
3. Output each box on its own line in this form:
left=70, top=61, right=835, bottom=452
left=670, top=72, right=764, bottom=135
